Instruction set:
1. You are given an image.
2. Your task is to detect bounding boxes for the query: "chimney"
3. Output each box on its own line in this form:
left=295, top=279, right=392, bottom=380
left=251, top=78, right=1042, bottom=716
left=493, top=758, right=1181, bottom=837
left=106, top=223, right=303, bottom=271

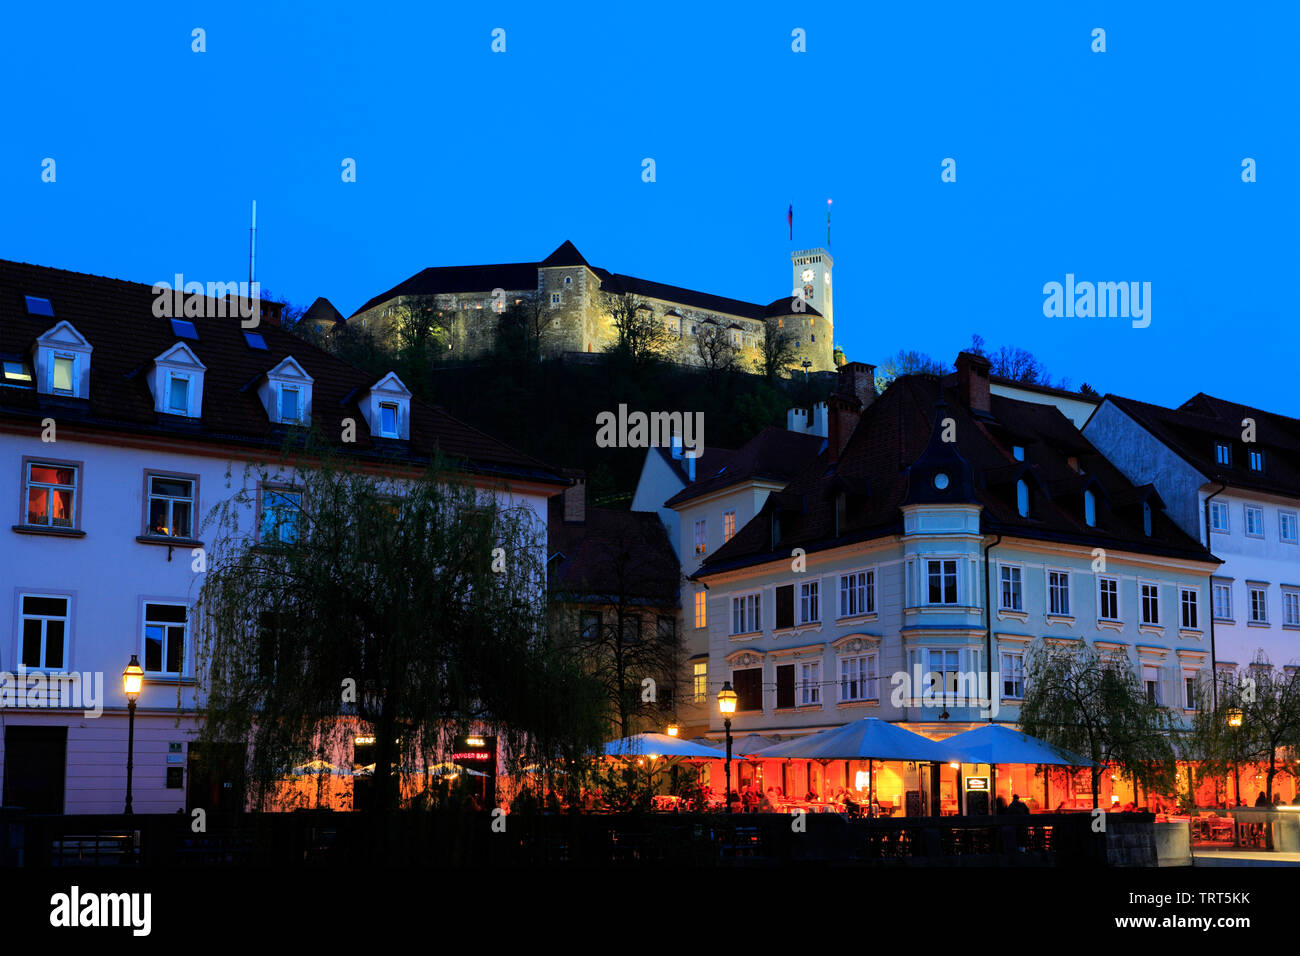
left=837, top=361, right=877, bottom=410
left=827, top=392, right=861, bottom=465
left=563, top=473, right=586, bottom=523
left=955, top=351, right=992, bottom=414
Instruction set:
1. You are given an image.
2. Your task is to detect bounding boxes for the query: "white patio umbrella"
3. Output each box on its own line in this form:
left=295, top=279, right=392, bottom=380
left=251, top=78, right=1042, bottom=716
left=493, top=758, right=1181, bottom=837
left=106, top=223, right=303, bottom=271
left=754, top=718, right=953, bottom=761
left=603, top=732, right=725, bottom=760
left=938, top=724, right=1092, bottom=767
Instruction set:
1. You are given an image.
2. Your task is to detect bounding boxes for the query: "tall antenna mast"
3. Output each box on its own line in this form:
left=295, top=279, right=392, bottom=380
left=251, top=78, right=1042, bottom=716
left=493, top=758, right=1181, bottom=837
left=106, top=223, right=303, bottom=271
left=248, top=200, right=257, bottom=286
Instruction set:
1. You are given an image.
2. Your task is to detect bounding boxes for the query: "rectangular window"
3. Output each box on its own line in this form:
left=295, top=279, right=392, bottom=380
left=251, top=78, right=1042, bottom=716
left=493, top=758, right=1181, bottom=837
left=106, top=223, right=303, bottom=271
left=1143, top=664, right=1161, bottom=705
left=1098, top=576, right=1119, bottom=620
left=1001, top=652, right=1025, bottom=699
left=1249, top=450, right=1264, bottom=472
left=731, top=593, right=761, bottom=635
left=839, top=570, right=874, bottom=617
left=722, top=510, right=736, bottom=542
left=1048, top=570, right=1070, bottom=616
left=927, top=649, right=960, bottom=704
left=52, top=354, right=74, bottom=394
left=1245, top=506, right=1264, bottom=537
left=694, top=589, right=706, bottom=628
left=580, top=612, right=601, bottom=641
left=799, top=580, right=820, bottom=624
left=1213, top=583, right=1233, bottom=620
left=1215, top=443, right=1231, bottom=466
left=1180, top=587, right=1199, bottom=629
left=168, top=374, right=190, bottom=414
left=550, top=292, right=561, bottom=306
left=694, top=519, right=707, bottom=556
left=621, top=615, right=640, bottom=644
left=840, top=654, right=878, bottom=702
left=1280, top=512, right=1298, bottom=544
left=798, top=660, right=821, bottom=705
left=775, top=584, right=794, bottom=629
left=260, top=487, right=303, bottom=545
left=25, top=461, right=78, bottom=529
left=693, top=662, right=707, bottom=703
left=776, top=664, right=795, bottom=709
left=1249, top=586, right=1268, bottom=623
left=927, top=559, right=958, bottom=605
left=143, top=602, right=187, bottom=675
left=656, top=615, right=674, bottom=642
left=378, top=402, right=399, bottom=437
left=1282, top=591, right=1300, bottom=628
left=146, top=474, right=194, bottom=538
left=732, top=668, right=762, bottom=711
left=1140, top=582, right=1160, bottom=625
left=999, top=565, right=1023, bottom=611
left=279, top=386, right=301, bottom=423
left=1184, top=675, right=1197, bottom=710
left=20, top=594, right=68, bottom=670
left=1209, top=500, right=1229, bottom=532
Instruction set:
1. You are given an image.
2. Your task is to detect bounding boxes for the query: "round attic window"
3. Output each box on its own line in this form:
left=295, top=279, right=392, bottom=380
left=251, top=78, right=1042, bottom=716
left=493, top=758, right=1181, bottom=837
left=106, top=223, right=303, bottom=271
left=932, top=472, right=950, bottom=491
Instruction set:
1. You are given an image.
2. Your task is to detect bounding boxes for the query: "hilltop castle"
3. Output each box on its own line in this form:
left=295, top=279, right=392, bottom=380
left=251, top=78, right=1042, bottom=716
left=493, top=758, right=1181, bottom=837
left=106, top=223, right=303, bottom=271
left=344, top=241, right=840, bottom=373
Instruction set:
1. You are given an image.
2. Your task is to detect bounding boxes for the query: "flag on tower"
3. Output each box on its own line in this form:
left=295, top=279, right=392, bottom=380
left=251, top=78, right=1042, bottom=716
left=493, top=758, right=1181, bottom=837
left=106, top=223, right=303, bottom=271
left=827, top=198, right=832, bottom=247
left=787, top=203, right=793, bottom=240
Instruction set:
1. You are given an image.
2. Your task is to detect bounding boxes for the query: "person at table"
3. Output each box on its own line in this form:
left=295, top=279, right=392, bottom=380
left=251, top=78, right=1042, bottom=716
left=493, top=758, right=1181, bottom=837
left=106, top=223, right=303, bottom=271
left=1007, top=794, right=1030, bottom=816
left=995, top=795, right=1008, bottom=815
left=1255, top=791, right=1269, bottom=807
left=758, top=789, right=776, bottom=812
left=805, top=788, right=819, bottom=802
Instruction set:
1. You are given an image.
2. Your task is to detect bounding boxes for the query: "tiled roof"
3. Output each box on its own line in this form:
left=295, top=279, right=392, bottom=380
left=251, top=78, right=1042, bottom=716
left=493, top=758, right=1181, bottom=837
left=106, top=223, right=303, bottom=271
left=0, top=259, right=565, bottom=484
left=1107, top=393, right=1300, bottom=500
left=763, top=296, right=823, bottom=318
left=302, top=296, right=344, bottom=326
left=697, top=375, right=1215, bottom=577
left=664, top=426, right=825, bottom=508
left=547, top=496, right=680, bottom=605
left=654, top=444, right=736, bottom=487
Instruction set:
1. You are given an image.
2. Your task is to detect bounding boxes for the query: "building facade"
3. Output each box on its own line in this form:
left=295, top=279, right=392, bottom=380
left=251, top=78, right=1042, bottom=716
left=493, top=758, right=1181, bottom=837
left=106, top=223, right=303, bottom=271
left=0, top=261, right=565, bottom=813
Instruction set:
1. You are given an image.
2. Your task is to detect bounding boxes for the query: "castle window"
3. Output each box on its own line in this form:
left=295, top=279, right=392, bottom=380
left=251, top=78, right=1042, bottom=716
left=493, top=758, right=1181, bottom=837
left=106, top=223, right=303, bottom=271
left=550, top=293, right=561, bottom=306
left=811, top=334, right=816, bottom=342
left=564, top=276, right=572, bottom=286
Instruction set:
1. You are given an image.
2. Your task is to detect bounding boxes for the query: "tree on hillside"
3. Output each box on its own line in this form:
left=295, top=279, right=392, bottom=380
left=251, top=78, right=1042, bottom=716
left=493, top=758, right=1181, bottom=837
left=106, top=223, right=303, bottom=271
left=967, top=334, right=1069, bottom=389
left=757, top=316, right=798, bottom=379
left=601, top=291, right=675, bottom=365
left=193, top=441, right=603, bottom=816
left=492, top=291, right=549, bottom=364
left=1018, top=639, right=1177, bottom=808
left=694, top=322, right=740, bottom=377
left=873, top=349, right=947, bottom=391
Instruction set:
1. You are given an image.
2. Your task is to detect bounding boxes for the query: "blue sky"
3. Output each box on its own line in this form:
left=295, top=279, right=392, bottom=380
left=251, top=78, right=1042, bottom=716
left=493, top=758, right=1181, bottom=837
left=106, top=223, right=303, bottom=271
left=3, top=1, right=1296, bottom=413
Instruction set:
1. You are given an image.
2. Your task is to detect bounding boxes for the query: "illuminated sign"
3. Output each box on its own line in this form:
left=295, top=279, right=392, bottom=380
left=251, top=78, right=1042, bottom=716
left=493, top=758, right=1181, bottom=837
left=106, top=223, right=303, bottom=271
left=450, top=751, right=492, bottom=762
left=354, top=735, right=375, bottom=745
left=965, top=777, right=989, bottom=791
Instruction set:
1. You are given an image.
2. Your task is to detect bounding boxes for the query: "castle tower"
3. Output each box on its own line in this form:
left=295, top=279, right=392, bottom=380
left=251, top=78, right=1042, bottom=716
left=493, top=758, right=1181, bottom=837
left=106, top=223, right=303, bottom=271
left=791, top=248, right=833, bottom=331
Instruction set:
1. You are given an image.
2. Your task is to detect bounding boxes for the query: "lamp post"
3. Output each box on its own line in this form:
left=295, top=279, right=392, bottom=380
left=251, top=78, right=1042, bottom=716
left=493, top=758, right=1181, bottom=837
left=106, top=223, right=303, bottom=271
left=718, top=682, right=737, bottom=814
left=1227, top=707, right=1243, bottom=807
left=666, top=722, right=679, bottom=738
left=122, top=655, right=143, bottom=815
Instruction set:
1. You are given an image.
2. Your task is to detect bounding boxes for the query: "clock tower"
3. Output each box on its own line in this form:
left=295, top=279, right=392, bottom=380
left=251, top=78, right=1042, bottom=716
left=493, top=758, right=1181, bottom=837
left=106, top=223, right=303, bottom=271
left=791, top=248, right=833, bottom=330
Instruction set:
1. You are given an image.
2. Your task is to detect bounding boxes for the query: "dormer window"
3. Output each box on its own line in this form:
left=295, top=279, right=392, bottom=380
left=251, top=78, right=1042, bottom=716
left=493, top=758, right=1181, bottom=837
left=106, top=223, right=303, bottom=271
left=52, top=355, right=75, bottom=394
left=25, top=296, right=54, bottom=317
left=1215, top=443, right=1231, bottom=466
left=1249, top=450, right=1264, bottom=472
left=1143, top=501, right=1152, bottom=536
left=149, top=343, right=205, bottom=418
left=1084, top=489, right=1096, bottom=527
left=1012, top=445, right=1025, bottom=462
left=257, top=357, right=314, bottom=426
left=168, top=374, right=191, bottom=414
left=1016, top=479, right=1029, bottom=517
left=1, top=358, right=33, bottom=388
left=360, top=372, right=412, bottom=441
left=280, top=386, right=301, bottom=423
left=34, top=321, right=92, bottom=400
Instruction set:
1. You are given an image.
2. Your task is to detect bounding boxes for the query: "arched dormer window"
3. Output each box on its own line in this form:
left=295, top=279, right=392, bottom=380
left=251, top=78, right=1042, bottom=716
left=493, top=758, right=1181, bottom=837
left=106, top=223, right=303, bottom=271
left=770, top=511, right=781, bottom=550
left=1084, top=489, right=1096, bottom=527
left=1016, top=479, right=1029, bottom=518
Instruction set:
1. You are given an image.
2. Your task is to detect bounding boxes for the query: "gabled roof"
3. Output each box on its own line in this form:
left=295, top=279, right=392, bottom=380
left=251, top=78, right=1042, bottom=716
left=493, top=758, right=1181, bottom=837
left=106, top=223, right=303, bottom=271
left=547, top=496, right=680, bottom=605
left=0, top=259, right=565, bottom=485
left=653, top=444, right=735, bottom=487
left=664, top=426, right=825, bottom=508
left=1106, top=392, right=1300, bottom=500
left=697, top=375, right=1215, bottom=577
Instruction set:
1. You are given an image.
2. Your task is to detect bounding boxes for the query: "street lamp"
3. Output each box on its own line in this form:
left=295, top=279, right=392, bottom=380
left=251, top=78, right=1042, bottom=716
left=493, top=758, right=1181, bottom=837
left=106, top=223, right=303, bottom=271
left=1227, top=707, right=1243, bottom=807
left=718, top=682, right=737, bottom=814
left=122, top=655, right=144, bottom=815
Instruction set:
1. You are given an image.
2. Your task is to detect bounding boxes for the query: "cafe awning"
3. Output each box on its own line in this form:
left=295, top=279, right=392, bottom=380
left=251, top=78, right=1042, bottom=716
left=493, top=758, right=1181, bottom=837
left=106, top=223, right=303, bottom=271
left=604, top=733, right=724, bottom=760
left=731, top=734, right=778, bottom=757
left=938, top=724, right=1092, bottom=767
left=753, top=718, right=952, bottom=762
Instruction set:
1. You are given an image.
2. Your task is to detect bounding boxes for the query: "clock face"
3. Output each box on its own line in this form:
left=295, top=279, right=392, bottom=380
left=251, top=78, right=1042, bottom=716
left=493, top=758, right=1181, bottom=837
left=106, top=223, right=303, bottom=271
left=824, top=271, right=831, bottom=285
left=801, top=268, right=815, bottom=283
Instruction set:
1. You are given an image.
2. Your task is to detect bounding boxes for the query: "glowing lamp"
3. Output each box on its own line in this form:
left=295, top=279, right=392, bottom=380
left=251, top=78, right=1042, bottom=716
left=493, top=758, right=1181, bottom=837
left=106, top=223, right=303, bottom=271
left=122, top=655, right=144, bottom=700
left=718, top=683, right=737, bottom=717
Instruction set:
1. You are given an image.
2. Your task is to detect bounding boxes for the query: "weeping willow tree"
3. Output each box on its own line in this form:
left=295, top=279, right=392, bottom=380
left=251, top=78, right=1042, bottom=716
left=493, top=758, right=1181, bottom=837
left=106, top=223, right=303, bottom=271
left=1018, top=639, right=1177, bottom=809
left=192, top=436, right=604, bottom=813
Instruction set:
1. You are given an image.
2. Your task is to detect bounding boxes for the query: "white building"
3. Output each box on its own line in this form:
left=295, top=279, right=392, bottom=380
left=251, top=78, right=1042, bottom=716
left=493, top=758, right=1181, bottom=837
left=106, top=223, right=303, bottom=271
left=1085, top=393, right=1300, bottom=683
left=0, top=261, right=566, bottom=813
